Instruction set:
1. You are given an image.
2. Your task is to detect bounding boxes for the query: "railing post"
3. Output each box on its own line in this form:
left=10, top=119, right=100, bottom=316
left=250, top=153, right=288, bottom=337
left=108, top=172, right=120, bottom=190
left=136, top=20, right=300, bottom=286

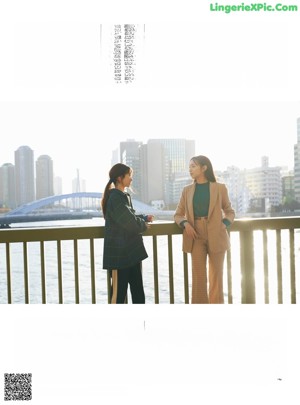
left=23, top=242, right=30, bottom=304
left=289, top=229, right=296, bottom=304
left=226, top=247, right=233, bottom=304
left=152, top=235, right=159, bottom=304
left=40, top=241, right=47, bottom=304
left=74, top=239, right=80, bottom=304
left=167, top=235, right=174, bottom=304
left=107, top=271, right=111, bottom=304
left=262, top=230, right=269, bottom=304
left=240, top=229, right=256, bottom=303
left=90, top=239, right=96, bottom=304
left=276, top=230, right=283, bottom=304
left=57, top=240, right=63, bottom=304
left=183, top=252, right=189, bottom=304
left=6, top=243, right=12, bottom=304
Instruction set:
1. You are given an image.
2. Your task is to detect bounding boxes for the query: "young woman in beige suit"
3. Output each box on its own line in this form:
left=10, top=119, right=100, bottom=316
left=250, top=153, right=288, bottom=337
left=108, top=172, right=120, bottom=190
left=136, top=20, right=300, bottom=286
left=174, top=155, right=235, bottom=304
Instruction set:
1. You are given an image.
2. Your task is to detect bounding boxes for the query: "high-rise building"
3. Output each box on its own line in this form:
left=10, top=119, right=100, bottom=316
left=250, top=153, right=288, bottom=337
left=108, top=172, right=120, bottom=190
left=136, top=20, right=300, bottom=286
left=139, top=143, right=165, bottom=204
left=245, top=156, right=282, bottom=209
left=166, top=173, right=192, bottom=208
left=54, top=176, right=63, bottom=195
left=147, top=138, right=195, bottom=206
left=120, top=139, right=142, bottom=198
left=111, top=148, right=119, bottom=166
left=0, top=163, right=17, bottom=209
left=14, top=145, right=35, bottom=206
left=294, top=117, right=300, bottom=202
left=217, top=166, right=250, bottom=216
left=36, top=155, right=54, bottom=200
left=148, top=138, right=195, bottom=176
left=282, top=170, right=295, bottom=201
left=115, top=138, right=195, bottom=206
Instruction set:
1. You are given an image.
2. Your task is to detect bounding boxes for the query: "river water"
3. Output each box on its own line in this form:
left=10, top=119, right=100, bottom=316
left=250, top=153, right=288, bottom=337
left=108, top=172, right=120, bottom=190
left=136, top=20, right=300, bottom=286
left=0, top=218, right=299, bottom=304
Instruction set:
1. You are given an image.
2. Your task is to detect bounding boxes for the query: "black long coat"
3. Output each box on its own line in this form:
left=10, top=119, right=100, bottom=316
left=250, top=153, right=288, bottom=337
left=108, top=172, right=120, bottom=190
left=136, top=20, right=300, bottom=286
left=102, top=189, right=148, bottom=270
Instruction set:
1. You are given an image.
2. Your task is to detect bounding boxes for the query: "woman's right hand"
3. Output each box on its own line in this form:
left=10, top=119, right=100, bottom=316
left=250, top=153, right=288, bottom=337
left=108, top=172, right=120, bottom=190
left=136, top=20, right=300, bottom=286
left=184, top=222, right=197, bottom=240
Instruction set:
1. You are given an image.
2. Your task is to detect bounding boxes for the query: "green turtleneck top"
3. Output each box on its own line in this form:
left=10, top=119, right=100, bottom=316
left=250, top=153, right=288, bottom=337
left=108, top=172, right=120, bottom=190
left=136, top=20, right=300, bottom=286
left=180, top=182, right=231, bottom=228
left=193, top=182, right=210, bottom=217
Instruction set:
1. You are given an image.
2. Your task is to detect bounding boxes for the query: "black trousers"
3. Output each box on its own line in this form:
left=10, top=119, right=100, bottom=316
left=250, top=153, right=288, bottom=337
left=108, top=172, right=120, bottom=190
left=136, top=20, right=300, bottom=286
left=110, top=263, right=145, bottom=304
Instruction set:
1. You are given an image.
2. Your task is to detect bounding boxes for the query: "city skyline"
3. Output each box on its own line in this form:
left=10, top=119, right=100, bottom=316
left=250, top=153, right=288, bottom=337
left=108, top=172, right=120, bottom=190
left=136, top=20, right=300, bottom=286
left=0, top=112, right=298, bottom=197
left=0, top=102, right=299, bottom=194
left=0, top=137, right=296, bottom=218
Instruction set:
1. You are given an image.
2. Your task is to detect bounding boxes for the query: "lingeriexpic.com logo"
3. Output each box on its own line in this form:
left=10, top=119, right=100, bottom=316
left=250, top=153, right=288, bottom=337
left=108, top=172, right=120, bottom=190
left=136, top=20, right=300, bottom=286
left=210, top=2, right=298, bottom=13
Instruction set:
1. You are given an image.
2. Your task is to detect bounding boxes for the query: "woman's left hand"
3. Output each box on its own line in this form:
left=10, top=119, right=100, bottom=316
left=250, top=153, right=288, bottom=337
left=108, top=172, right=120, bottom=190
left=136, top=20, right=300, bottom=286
left=146, top=215, right=154, bottom=222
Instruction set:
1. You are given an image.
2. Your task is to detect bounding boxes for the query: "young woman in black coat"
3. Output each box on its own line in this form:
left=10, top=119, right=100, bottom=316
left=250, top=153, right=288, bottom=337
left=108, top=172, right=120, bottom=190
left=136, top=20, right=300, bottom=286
left=101, top=163, right=154, bottom=304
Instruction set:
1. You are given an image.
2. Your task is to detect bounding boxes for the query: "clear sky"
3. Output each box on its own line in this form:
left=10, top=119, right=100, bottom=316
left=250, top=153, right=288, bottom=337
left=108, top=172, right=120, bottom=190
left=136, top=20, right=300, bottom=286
left=1, top=1, right=300, bottom=194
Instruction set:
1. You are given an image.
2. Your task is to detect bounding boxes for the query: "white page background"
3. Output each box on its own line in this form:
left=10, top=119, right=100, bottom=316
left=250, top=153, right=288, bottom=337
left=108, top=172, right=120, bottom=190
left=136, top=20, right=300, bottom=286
left=0, top=1, right=299, bottom=403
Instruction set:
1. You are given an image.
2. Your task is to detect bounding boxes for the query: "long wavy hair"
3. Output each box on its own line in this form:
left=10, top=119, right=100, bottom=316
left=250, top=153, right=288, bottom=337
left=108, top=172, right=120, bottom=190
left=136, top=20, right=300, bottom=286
left=191, top=155, right=216, bottom=182
left=101, top=163, right=132, bottom=218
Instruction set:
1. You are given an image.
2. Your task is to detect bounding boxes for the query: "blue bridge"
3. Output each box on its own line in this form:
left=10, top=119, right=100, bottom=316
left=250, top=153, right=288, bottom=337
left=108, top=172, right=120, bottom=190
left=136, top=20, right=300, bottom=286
left=0, top=192, right=174, bottom=227
left=8, top=192, right=102, bottom=216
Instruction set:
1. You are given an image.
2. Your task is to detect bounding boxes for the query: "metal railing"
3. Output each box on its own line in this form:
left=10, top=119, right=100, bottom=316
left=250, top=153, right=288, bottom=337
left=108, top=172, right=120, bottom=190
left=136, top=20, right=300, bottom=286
left=0, top=217, right=299, bottom=304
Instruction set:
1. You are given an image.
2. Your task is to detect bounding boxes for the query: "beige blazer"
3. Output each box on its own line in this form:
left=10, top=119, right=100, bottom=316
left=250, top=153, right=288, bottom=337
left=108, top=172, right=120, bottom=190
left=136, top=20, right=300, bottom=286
left=174, top=182, right=235, bottom=254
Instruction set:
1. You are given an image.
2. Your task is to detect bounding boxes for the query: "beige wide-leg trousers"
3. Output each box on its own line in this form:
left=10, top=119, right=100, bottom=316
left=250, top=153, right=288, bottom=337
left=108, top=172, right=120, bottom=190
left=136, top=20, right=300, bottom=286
left=191, top=218, right=225, bottom=304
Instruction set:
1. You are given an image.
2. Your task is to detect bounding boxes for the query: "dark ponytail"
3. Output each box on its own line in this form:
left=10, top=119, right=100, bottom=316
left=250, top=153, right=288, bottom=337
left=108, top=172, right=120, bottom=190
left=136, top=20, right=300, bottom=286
left=101, top=163, right=131, bottom=218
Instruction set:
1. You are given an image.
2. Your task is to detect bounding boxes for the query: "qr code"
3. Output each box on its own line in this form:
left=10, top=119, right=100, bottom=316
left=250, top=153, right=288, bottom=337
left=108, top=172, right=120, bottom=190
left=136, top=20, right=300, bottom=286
left=4, top=374, right=32, bottom=401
